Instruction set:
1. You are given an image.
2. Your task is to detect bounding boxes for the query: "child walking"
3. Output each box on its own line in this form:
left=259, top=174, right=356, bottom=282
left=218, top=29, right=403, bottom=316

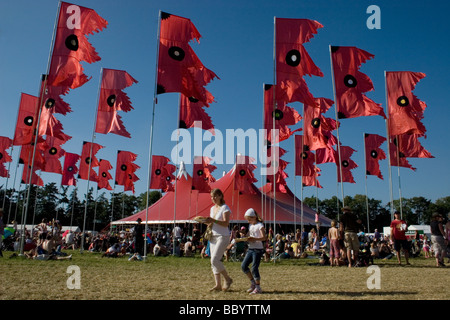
left=328, top=220, right=341, bottom=266
left=241, top=208, right=267, bottom=294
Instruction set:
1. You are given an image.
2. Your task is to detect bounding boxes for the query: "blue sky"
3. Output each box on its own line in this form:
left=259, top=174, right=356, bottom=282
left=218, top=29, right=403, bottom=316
left=1, top=0, right=449, bottom=207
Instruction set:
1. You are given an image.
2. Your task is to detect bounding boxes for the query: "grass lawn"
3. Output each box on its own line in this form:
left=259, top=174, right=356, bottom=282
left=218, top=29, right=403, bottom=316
left=0, top=250, right=448, bottom=301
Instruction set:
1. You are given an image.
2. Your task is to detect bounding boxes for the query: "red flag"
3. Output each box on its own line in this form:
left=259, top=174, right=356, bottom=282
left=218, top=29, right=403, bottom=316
left=157, top=12, right=218, bottom=107
left=303, top=98, right=338, bottom=151
left=13, top=93, right=39, bottom=146
left=331, top=46, right=386, bottom=119
left=115, top=150, right=139, bottom=186
left=21, top=164, right=43, bottom=186
left=48, top=2, right=107, bottom=89
left=388, top=136, right=416, bottom=171
left=124, top=172, right=139, bottom=193
left=19, top=144, right=45, bottom=170
left=266, top=158, right=289, bottom=193
left=386, top=71, right=427, bottom=136
left=97, top=159, right=113, bottom=190
left=275, top=18, right=323, bottom=106
left=179, top=94, right=215, bottom=134
left=41, top=136, right=66, bottom=174
left=78, top=141, right=103, bottom=181
left=337, top=146, right=358, bottom=183
left=0, top=164, right=8, bottom=178
left=364, top=133, right=386, bottom=179
left=294, top=135, right=316, bottom=177
left=302, top=167, right=322, bottom=188
left=392, top=134, right=433, bottom=158
left=61, top=152, right=80, bottom=186
left=264, top=84, right=302, bottom=143
left=0, top=137, right=13, bottom=164
left=192, top=156, right=216, bottom=193
left=234, top=155, right=257, bottom=194
left=95, top=69, right=138, bottom=138
left=150, top=155, right=176, bottom=192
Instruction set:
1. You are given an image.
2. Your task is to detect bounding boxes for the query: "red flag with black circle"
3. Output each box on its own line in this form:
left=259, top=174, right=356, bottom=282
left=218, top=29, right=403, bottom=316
left=234, top=155, right=257, bottom=194
left=78, top=141, right=103, bottom=182
left=192, top=156, right=216, bottom=193
left=179, top=94, right=215, bottom=134
left=41, top=136, right=66, bottom=174
left=115, top=150, right=139, bottom=187
left=61, top=152, right=80, bottom=186
left=364, top=133, right=386, bottom=180
left=150, top=155, right=176, bottom=192
left=13, top=93, right=39, bottom=146
left=98, top=159, right=113, bottom=190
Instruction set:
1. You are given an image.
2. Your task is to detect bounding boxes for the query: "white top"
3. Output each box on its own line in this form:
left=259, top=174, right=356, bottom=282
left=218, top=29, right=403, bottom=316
left=210, top=204, right=231, bottom=236
left=248, top=222, right=264, bottom=249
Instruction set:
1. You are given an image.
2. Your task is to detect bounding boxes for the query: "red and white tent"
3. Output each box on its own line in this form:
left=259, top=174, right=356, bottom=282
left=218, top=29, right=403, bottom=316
left=112, top=164, right=331, bottom=227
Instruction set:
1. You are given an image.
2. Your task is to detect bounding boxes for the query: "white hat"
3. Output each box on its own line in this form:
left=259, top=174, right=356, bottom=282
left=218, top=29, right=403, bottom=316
left=244, top=208, right=256, bottom=217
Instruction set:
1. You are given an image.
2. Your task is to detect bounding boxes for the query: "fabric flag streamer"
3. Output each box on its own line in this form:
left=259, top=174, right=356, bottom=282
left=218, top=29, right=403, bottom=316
left=21, top=164, right=43, bottom=186
left=157, top=12, right=218, bottom=107
left=266, top=157, right=290, bottom=193
left=48, top=1, right=108, bottom=90
left=13, top=93, right=40, bottom=146
left=336, top=146, right=358, bottom=183
left=275, top=18, right=323, bottom=106
left=234, top=155, right=257, bottom=194
left=0, top=136, right=13, bottom=178
left=386, top=71, right=427, bottom=136
left=115, top=150, right=140, bottom=193
left=61, top=152, right=80, bottom=186
left=331, top=46, right=386, bottom=119
left=178, top=94, right=215, bottom=134
left=41, top=136, right=66, bottom=174
left=294, top=135, right=316, bottom=177
left=78, top=141, right=103, bottom=182
left=264, top=84, right=302, bottom=143
left=388, top=137, right=416, bottom=171
left=364, top=133, right=386, bottom=179
left=150, top=155, right=176, bottom=192
left=192, top=156, right=216, bottom=193
left=303, top=97, right=338, bottom=151
left=95, top=68, right=138, bottom=138
left=97, top=159, right=113, bottom=190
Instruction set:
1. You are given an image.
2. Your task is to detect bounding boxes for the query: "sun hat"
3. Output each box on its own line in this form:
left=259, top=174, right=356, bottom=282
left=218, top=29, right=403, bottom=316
left=244, top=208, right=256, bottom=217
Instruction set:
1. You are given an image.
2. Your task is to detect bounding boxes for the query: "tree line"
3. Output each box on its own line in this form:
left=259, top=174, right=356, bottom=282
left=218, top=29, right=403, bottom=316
left=1, top=182, right=449, bottom=232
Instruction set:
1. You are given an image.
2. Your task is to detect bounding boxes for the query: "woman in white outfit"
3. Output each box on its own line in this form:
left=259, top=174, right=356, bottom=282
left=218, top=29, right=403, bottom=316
left=203, top=188, right=233, bottom=292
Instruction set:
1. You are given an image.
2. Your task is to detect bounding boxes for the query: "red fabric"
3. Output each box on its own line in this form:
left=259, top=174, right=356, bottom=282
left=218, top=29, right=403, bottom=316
left=303, top=98, right=337, bottom=151
left=331, top=46, right=386, bottom=119
left=48, top=2, right=107, bottom=89
left=115, top=150, right=140, bottom=188
left=95, top=69, right=138, bottom=138
left=302, top=168, right=322, bottom=188
left=264, top=84, right=302, bottom=143
left=13, top=93, right=39, bottom=146
left=78, top=141, right=103, bottom=181
left=234, top=155, right=258, bottom=194
left=0, top=137, right=13, bottom=164
left=364, top=133, right=386, bottom=179
left=98, top=159, right=113, bottom=190
left=19, top=144, right=45, bottom=170
left=336, top=146, right=358, bottom=183
left=388, top=136, right=416, bottom=171
left=192, top=156, right=216, bottom=193
left=386, top=71, right=427, bottom=136
left=150, top=155, right=176, bottom=192
left=266, top=158, right=289, bottom=193
left=157, top=12, right=218, bottom=107
left=0, top=163, right=8, bottom=178
left=275, top=18, right=323, bottom=106
left=294, top=135, right=316, bottom=177
left=21, top=164, right=43, bottom=186
left=394, top=134, right=433, bottom=158
left=61, top=152, right=80, bottom=186
left=179, top=94, right=214, bottom=134
left=41, top=136, right=66, bottom=174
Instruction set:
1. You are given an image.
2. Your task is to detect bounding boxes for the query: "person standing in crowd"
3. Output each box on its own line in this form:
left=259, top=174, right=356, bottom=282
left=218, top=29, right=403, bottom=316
left=0, top=209, right=5, bottom=257
left=446, top=213, right=450, bottom=264
left=133, top=218, right=144, bottom=257
left=390, top=211, right=411, bottom=265
left=339, top=206, right=362, bottom=268
left=430, top=213, right=446, bottom=267
left=241, top=208, right=267, bottom=295
left=198, top=188, right=233, bottom=292
left=328, top=220, right=340, bottom=266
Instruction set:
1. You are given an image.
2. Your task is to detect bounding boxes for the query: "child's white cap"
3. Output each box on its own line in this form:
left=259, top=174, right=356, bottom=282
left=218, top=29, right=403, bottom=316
left=244, top=208, right=256, bottom=217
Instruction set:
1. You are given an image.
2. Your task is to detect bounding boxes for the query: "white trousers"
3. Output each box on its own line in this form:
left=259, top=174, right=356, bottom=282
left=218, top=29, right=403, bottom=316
left=209, top=235, right=229, bottom=274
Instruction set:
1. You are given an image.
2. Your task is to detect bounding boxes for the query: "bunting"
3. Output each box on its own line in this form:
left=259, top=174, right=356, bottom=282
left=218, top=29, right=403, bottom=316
left=48, top=2, right=107, bottom=89
left=386, top=71, right=427, bottom=136
left=331, top=46, right=385, bottom=119
left=275, top=18, right=323, bottom=106
left=364, top=133, right=386, bottom=179
left=95, top=69, right=138, bottom=138
left=61, top=152, right=80, bottom=186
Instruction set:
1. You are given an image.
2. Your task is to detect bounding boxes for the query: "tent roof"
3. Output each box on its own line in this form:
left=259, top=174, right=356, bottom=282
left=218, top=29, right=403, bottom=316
left=113, top=166, right=331, bottom=227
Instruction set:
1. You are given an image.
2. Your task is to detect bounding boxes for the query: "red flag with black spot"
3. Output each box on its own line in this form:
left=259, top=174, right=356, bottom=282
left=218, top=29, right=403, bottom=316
left=98, top=159, right=113, bottom=190
left=331, top=46, right=385, bottom=119
left=179, top=94, right=215, bottom=134
left=150, top=155, right=176, bottom=192
left=234, top=155, right=258, bottom=194
left=78, top=141, right=103, bottom=182
left=13, top=93, right=40, bottom=146
left=364, top=133, right=386, bottom=180
left=192, top=156, right=216, bottom=193
left=61, top=152, right=80, bottom=186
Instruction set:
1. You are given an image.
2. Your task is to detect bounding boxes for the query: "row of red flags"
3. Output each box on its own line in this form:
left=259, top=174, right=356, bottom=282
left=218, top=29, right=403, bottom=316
left=0, top=5, right=433, bottom=198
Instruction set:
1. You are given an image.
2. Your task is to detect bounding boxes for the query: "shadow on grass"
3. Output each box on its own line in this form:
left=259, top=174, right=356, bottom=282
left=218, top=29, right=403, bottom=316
left=260, top=290, right=418, bottom=297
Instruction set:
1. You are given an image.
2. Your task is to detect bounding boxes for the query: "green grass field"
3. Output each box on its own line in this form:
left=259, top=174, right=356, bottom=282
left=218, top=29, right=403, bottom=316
left=0, top=250, right=448, bottom=300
